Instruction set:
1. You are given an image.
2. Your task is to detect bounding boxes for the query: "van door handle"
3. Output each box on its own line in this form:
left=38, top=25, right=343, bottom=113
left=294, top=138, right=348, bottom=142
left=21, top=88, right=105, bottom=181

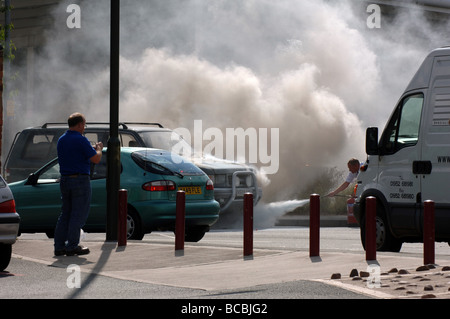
left=412, top=161, right=432, bottom=175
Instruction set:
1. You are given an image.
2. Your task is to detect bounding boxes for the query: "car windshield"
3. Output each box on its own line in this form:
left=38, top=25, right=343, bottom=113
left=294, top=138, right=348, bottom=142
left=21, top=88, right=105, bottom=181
left=138, top=131, right=193, bottom=157
left=131, top=150, right=204, bottom=176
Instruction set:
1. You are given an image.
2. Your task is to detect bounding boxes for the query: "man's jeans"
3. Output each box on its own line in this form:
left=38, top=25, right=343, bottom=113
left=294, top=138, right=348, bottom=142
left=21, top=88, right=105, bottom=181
left=54, top=175, right=91, bottom=251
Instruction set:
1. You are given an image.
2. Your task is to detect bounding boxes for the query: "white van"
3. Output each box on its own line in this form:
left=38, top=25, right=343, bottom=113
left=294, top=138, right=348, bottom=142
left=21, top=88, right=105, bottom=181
left=354, top=46, right=450, bottom=252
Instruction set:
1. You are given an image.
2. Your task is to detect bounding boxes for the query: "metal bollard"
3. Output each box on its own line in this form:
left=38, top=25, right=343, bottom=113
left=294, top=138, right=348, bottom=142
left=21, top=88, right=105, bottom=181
left=423, top=200, right=435, bottom=265
left=365, top=196, right=376, bottom=261
left=243, top=193, right=253, bottom=258
left=175, top=190, right=186, bottom=252
left=309, top=194, right=320, bottom=257
left=118, top=189, right=128, bottom=247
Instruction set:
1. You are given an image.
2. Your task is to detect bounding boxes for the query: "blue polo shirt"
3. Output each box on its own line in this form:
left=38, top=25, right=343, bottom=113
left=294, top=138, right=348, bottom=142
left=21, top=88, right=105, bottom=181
left=57, top=130, right=97, bottom=175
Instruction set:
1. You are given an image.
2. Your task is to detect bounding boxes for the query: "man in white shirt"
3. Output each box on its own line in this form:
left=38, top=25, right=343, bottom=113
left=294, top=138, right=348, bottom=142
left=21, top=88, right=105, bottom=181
left=326, top=158, right=360, bottom=197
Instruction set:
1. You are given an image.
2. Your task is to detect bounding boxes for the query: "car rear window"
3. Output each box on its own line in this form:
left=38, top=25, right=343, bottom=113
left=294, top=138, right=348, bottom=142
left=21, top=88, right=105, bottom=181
left=131, top=150, right=204, bottom=176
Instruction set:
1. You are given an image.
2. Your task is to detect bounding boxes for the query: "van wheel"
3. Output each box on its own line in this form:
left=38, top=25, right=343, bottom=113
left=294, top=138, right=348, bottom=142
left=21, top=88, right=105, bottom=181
left=360, top=201, right=402, bottom=252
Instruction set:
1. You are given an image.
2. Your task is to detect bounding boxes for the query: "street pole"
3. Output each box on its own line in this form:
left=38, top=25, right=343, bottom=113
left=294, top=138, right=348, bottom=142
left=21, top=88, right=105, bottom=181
left=106, top=0, right=120, bottom=241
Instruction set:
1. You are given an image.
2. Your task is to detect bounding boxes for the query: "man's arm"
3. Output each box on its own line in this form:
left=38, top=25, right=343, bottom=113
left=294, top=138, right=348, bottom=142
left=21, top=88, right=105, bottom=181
left=326, top=181, right=350, bottom=197
left=90, top=142, right=104, bottom=164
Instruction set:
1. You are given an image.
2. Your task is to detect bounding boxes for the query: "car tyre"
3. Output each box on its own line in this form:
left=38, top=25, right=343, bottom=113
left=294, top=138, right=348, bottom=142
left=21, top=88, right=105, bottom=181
left=360, top=200, right=402, bottom=252
left=185, top=226, right=208, bottom=242
left=127, top=207, right=144, bottom=240
left=0, top=244, right=12, bottom=272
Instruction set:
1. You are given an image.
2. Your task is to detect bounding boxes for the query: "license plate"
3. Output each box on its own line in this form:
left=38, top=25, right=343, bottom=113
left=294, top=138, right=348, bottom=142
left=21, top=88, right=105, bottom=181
left=178, top=186, right=202, bottom=195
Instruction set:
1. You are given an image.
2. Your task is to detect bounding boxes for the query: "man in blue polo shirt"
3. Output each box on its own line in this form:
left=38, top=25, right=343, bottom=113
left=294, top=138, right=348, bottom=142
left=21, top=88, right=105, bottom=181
left=54, top=112, right=103, bottom=256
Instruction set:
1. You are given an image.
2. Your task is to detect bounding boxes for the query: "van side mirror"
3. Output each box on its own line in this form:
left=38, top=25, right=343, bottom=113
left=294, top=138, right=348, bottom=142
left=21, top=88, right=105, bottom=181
left=366, top=127, right=379, bottom=155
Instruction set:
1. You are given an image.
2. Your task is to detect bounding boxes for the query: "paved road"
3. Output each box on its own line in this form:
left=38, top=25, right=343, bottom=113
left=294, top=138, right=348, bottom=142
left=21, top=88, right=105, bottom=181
left=148, top=226, right=450, bottom=257
left=3, top=256, right=366, bottom=300
left=2, top=227, right=450, bottom=304
left=2, top=228, right=370, bottom=300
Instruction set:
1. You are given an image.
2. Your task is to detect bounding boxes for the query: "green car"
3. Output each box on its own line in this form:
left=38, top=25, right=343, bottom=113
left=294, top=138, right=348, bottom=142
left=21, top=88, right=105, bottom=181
left=9, top=148, right=220, bottom=242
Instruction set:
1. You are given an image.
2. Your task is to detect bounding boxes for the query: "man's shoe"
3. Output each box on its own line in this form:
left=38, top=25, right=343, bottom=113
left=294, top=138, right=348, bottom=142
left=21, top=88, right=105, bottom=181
left=66, top=245, right=90, bottom=256
left=54, top=249, right=66, bottom=256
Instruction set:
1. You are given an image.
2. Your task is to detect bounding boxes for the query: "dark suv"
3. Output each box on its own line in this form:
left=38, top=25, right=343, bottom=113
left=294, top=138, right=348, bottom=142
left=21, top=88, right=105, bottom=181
left=4, top=123, right=262, bottom=214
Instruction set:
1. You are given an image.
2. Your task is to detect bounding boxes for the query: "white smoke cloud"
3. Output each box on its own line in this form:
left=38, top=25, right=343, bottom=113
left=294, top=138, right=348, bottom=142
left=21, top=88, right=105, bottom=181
left=5, top=0, right=450, bottom=204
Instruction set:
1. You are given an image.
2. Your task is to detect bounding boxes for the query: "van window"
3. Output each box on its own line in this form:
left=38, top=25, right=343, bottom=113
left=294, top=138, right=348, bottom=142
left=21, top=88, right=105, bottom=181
left=381, top=93, right=424, bottom=154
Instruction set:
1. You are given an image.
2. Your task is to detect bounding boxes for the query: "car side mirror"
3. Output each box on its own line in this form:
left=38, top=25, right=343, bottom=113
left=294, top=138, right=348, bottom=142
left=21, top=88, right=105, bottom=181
left=366, top=127, right=379, bottom=155
left=25, top=173, right=38, bottom=186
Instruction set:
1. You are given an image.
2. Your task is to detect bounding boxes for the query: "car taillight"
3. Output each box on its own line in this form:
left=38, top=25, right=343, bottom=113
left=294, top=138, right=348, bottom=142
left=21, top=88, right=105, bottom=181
left=142, top=180, right=176, bottom=192
left=0, top=199, right=16, bottom=213
left=206, top=179, right=214, bottom=191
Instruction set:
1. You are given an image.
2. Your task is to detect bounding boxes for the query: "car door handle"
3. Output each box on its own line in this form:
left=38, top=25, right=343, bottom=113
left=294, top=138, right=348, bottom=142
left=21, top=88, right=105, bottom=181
left=412, top=161, right=432, bottom=175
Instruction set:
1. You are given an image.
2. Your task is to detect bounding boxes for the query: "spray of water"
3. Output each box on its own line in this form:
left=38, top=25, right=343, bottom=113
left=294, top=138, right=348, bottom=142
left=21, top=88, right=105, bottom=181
left=216, top=199, right=309, bottom=229
left=254, top=199, right=309, bottom=228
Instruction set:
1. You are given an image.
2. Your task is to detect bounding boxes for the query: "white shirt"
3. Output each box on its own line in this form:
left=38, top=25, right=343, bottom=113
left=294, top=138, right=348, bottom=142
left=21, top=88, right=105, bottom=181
left=345, top=171, right=359, bottom=183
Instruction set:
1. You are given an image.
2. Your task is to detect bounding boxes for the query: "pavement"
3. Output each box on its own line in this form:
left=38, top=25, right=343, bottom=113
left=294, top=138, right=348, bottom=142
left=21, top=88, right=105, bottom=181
left=275, top=215, right=355, bottom=227
left=10, top=229, right=450, bottom=299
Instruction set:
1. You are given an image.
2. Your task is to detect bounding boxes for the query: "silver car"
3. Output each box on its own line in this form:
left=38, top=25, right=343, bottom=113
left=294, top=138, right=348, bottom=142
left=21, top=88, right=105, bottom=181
left=0, top=175, right=20, bottom=271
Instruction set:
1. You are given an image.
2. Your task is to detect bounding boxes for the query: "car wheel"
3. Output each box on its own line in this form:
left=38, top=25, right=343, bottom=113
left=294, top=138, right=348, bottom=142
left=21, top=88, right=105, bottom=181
left=127, top=207, right=144, bottom=240
left=0, top=244, right=12, bottom=272
left=360, top=200, right=402, bottom=252
left=185, top=226, right=208, bottom=242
